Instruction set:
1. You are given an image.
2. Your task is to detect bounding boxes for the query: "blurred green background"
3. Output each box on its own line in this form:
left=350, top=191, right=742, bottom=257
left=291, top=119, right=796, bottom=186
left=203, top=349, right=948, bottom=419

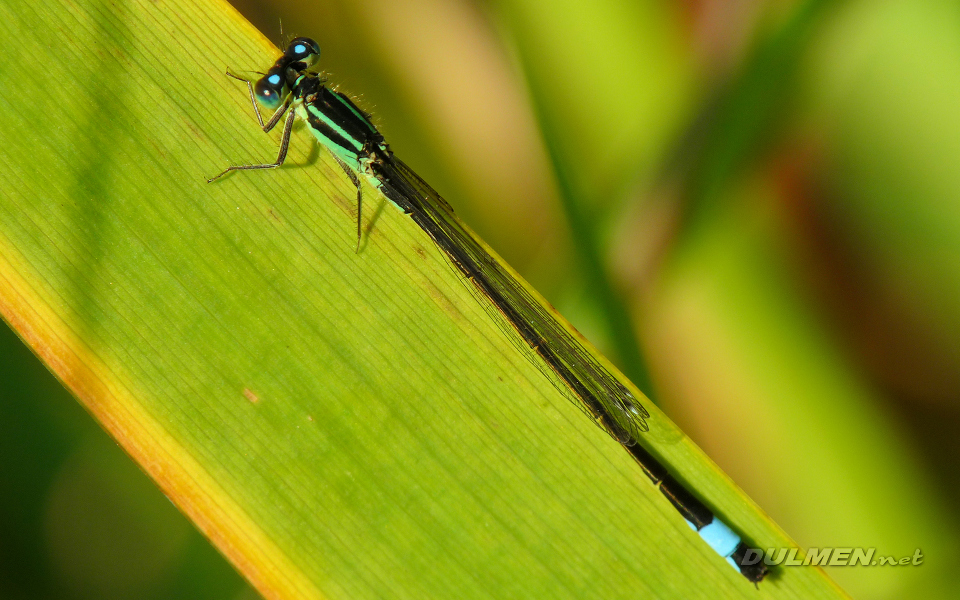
left=4, top=0, right=960, bottom=598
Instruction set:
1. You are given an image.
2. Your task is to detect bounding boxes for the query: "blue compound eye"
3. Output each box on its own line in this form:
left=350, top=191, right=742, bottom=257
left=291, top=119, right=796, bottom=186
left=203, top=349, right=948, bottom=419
left=286, top=37, right=320, bottom=68
left=256, top=86, right=280, bottom=109
left=253, top=67, right=288, bottom=109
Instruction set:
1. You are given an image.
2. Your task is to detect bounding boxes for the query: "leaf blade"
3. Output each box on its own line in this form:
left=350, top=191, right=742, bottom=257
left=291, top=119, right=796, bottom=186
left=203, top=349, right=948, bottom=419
left=0, top=1, right=844, bottom=598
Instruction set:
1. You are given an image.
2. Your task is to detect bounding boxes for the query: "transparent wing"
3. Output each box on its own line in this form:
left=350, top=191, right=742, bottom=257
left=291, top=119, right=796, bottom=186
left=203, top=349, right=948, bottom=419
left=373, top=156, right=649, bottom=444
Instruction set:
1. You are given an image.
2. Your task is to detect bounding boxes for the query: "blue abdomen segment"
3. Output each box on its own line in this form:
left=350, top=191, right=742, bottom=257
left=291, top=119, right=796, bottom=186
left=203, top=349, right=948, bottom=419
left=626, top=442, right=766, bottom=582
left=687, top=518, right=742, bottom=569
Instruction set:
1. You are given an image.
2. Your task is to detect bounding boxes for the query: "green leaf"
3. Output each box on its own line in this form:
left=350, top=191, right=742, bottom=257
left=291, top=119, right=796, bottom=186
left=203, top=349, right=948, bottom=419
left=0, top=0, right=843, bottom=598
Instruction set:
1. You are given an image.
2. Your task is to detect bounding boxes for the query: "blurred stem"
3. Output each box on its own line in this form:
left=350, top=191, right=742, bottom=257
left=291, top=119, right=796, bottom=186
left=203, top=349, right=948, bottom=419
left=536, top=120, right=656, bottom=398
left=680, top=0, right=833, bottom=235
left=496, top=21, right=655, bottom=401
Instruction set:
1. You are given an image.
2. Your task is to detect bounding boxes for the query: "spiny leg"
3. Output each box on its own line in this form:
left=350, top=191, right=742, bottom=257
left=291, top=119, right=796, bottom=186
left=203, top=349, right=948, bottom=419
left=334, top=156, right=363, bottom=252
left=207, top=107, right=297, bottom=183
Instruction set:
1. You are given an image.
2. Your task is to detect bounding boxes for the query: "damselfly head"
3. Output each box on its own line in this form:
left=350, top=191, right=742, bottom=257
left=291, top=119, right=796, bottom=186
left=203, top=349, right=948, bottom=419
left=284, top=37, right=321, bottom=70
left=254, top=66, right=290, bottom=110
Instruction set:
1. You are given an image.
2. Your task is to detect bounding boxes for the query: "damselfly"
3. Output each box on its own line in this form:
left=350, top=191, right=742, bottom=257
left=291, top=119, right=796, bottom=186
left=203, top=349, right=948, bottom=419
left=208, top=37, right=767, bottom=584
